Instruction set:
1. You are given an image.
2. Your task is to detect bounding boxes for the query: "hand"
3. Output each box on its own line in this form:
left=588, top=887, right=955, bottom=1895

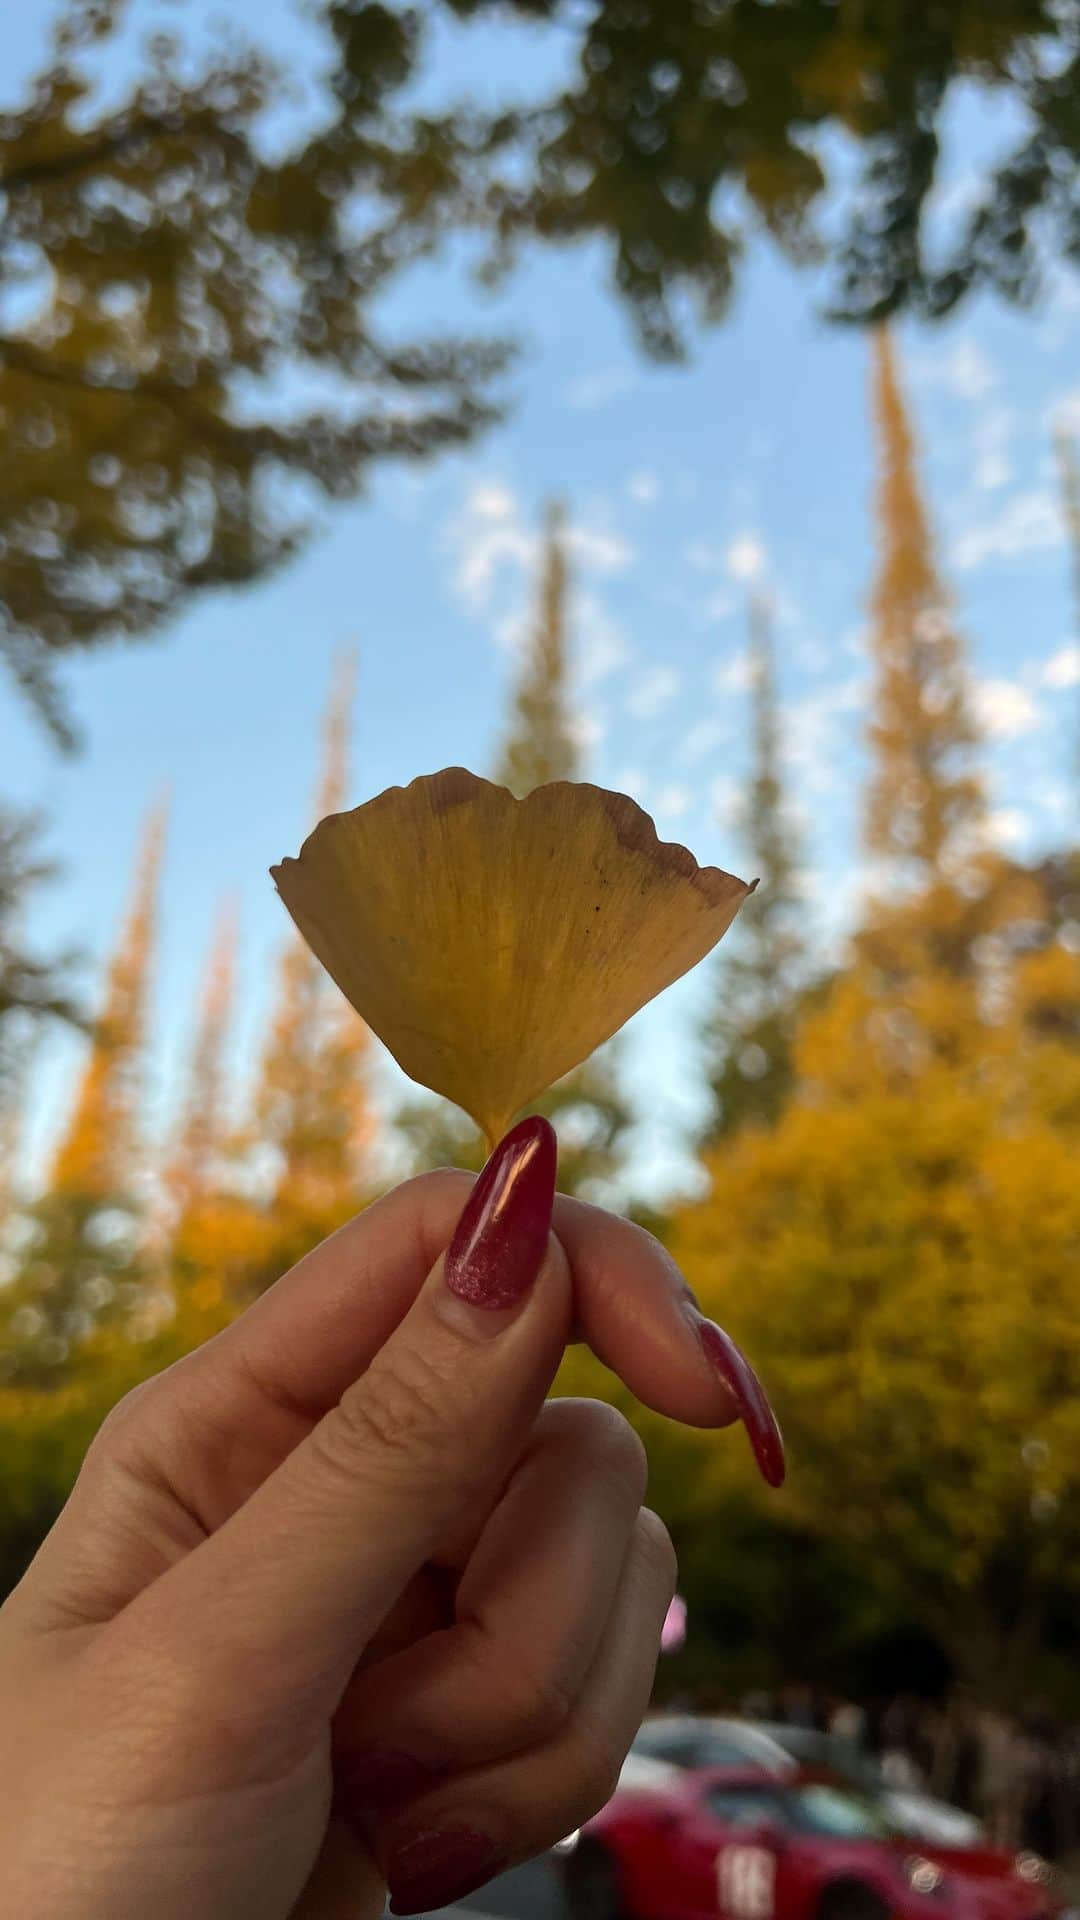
left=0, top=1119, right=782, bottom=1919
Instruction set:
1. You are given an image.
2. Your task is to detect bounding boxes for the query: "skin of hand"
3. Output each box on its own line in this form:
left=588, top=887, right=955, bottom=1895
left=0, top=1120, right=779, bottom=1920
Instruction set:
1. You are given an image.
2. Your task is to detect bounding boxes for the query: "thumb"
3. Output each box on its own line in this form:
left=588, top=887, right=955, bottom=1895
left=141, top=1119, right=566, bottom=1715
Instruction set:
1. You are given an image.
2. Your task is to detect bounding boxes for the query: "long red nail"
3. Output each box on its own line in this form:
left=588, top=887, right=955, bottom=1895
left=387, top=1824, right=505, bottom=1914
left=697, top=1318, right=786, bottom=1488
left=444, top=1116, right=557, bottom=1309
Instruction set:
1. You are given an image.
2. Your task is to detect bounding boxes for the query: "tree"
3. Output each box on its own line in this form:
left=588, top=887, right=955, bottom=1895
left=0, top=801, right=166, bottom=1380
left=854, top=328, right=1047, bottom=993
left=250, top=654, right=376, bottom=1281
left=159, top=900, right=269, bottom=1327
left=1055, top=424, right=1080, bottom=793
left=474, top=0, right=1080, bottom=353
left=165, top=901, right=237, bottom=1226
left=494, top=500, right=578, bottom=796
left=401, top=501, right=634, bottom=1197
left=0, top=1, right=509, bottom=743
left=669, top=931, right=1080, bottom=1708
left=866, top=328, right=984, bottom=885
left=0, top=806, right=81, bottom=1092
left=5, top=2, right=1078, bottom=738
left=705, top=591, right=808, bottom=1137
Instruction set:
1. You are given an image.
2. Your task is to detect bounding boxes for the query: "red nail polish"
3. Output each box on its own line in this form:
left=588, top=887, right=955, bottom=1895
left=444, top=1116, right=557, bottom=1309
left=697, top=1318, right=786, bottom=1488
left=387, top=1824, right=505, bottom=1914
left=334, top=1747, right=439, bottom=1813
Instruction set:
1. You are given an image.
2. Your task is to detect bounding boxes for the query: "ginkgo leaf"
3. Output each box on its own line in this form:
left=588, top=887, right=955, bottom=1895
left=272, top=768, right=755, bottom=1147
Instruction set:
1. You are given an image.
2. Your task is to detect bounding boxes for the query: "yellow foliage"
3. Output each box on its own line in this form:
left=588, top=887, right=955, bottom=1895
left=669, top=939, right=1080, bottom=1684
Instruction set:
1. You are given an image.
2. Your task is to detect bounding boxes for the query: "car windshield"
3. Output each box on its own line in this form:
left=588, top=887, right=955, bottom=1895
left=635, top=1720, right=790, bottom=1773
left=762, top=1729, right=882, bottom=1791
left=785, top=1785, right=896, bottom=1840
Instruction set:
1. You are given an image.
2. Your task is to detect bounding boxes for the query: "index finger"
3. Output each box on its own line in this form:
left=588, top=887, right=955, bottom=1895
left=209, top=1171, right=739, bottom=1432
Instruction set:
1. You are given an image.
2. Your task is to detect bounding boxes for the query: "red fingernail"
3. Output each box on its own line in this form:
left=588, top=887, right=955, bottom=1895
left=334, top=1747, right=439, bottom=1813
left=444, top=1116, right=557, bottom=1309
left=697, top=1317, right=786, bottom=1488
left=387, top=1824, right=505, bottom=1914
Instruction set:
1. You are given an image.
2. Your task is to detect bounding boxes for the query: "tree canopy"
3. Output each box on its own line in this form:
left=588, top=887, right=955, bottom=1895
left=2, top=0, right=1078, bottom=733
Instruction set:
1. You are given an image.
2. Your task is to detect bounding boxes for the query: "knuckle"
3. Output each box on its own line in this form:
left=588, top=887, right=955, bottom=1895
left=549, top=1400, right=648, bottom=1506
left=497, top=1657, right=580, bottom=1747
left=311, top=1344, right=461, bottom=1488
left=85, top=1379, right=155, bottom=1465
left=569, top=1717, right=624, bottom=1820
left=592, top=1409, right=649, bottom=1504
left=633, top=1507, right=679, bottom=1600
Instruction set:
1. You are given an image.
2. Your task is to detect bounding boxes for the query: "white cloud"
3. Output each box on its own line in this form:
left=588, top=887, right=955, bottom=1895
left=984, top=808, right=1029, bottom=850
left=569, top=709, right=606, bottom=752
left=448, top=481, right=535, bottom=613
left=726, top=534, right=767, bottom=582
left=626, top=665, right=681, bottom=718
left=952, top=488, right=1063, bottom=572
left=654, top=783, right=691, bottom=820
left=576, top=593, right=630, bottom=688
left=972, top=678, right=1041, bottom=740
left=972, top=407, right=1014, bottom=494
left=677, top=717, right=729, bottom=766
left=709, top=774, right=740, bottom=825
left=1039, top=643, right=1080, bottom=690
left=912, top=336, right=999, bottom=402
left=923, top=169, right=984, bottom=229
left=627, top=470, right=660, bottom=506
left=779, top=676, right=865, bottom=793
left=712, top=649, right=755, bottom=695
left=567, top=522, right=632, bottom=576
left=563, top=365, right=638, bottom=411
left=445, top=483, right=631, bottom=650
left=1050, top=386, right=1080, bottom=436
left=610, top=768, right=649, bottom=806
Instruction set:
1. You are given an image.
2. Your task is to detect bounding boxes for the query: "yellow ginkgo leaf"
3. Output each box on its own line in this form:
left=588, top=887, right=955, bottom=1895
left=272, top=768, right=754, bottom=1147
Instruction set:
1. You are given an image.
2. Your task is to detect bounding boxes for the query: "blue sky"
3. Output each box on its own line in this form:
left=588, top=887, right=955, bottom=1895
left=3, top=2, right=1079, bottom=1200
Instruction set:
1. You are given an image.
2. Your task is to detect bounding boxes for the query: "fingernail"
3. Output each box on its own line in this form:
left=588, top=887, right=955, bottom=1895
left=387, top=1824, right=505, bottom=1914
left=697, top=1317, right=786, bottom=1488
left=444, top=1116, right=557, bottom=1310
left=334, top=1747, right=439, bottom=1813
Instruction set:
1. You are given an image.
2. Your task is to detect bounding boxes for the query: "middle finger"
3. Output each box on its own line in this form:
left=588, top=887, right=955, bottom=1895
left=330, top=1398, right=648, bottom=1810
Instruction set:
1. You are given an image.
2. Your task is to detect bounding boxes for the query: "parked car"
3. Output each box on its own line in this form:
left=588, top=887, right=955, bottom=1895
left=633, top=1716, right=985, bottom=1848
left=559, top=1762, right=1060, bottom=1920
left=741, top=1722, right=985, bottom=1849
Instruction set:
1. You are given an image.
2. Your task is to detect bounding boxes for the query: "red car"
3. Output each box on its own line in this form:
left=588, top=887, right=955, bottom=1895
left=560, top=1765, right=1061, bottom=1920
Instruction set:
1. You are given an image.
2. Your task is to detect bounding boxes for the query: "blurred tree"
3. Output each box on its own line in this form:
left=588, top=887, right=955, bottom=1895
left=493, top=500, right=579, bottom=795
left=466, top=0, right=1080, bottom=353
left=0, top=801, right=166, bottom=1381
left=670, top=936, right=1080, bottom=1708
left=250, top=652, right=376, bottom=1282
left=705, top=591, right=808, bottom=1137
left=1056, top=423, right=1080, bottom=791
left=0, top=0, right=510, bottom=744
left=0, top=806, right=80, bottom=1092
left=866, top=327, right=984, bottom=886
left=5, top=1, right=1078, bottom=744
left=853, top=328, right=1050, bottom=990
left=165, top=900, right=237, bottom=1228
left=400, top=501, right=633, bottom=1197
left=162, top=899, right=266, bottom=1321
left=0, top=1044, right=23, bottom=1248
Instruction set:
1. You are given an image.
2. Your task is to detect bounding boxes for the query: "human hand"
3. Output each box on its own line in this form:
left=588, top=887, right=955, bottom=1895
left=0, top=1118, right=782, bottom=1919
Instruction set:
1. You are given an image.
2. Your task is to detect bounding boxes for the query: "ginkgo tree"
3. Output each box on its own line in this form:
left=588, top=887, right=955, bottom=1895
left=670, top=935, right=1080, bottom=1706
